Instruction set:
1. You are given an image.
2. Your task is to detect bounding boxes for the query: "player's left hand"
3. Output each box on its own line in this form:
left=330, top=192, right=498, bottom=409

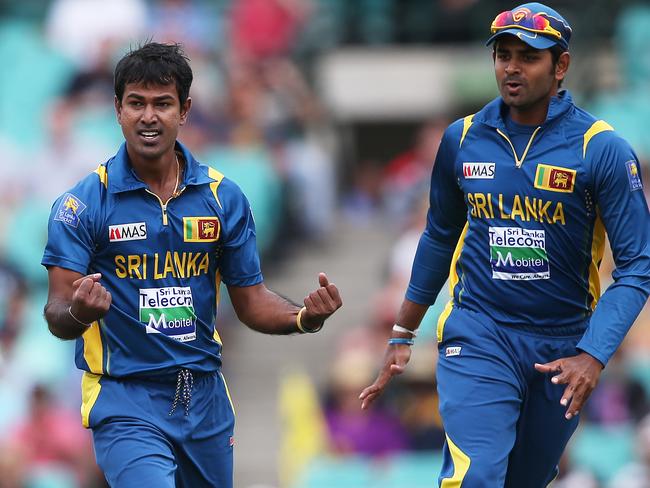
left=300, top=272, right=342, bottom=331
left=534, top=352, right=604, bottom=420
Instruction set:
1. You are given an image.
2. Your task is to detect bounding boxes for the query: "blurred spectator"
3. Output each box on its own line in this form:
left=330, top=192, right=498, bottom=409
left=229, top=0, right=312, bottom=64
left=147, top=0, right=223, bottom=55
left=27, top=41, right=118, bottom=203
left=323, top=350, right=408, bottom=457
left=201, top=63, right=283, bottom=254
left=259, top=58, right=337, bottom=242
left=395, top=345, right=445, bottom=451
left=381, top=119, right=445, bottom=224
left=342, top=159, right=383, bottom=224
left=0, top=440, right=25, bottom=488
left=4, top=384, right=100, bottom=488
left=0, top=260, right=28, bottom=364
left=45, top=0, right=148, bottom=68
left=554, top=451, right=600, bottom=488
left=0, top=138, right=28, bottom=214
left=583, top=349, right=650, bottom=426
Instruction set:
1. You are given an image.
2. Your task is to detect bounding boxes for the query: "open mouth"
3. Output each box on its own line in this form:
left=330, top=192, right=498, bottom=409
left=138, top=130, right=161, bottom=142
left=504, top=80, right=523, bottom=93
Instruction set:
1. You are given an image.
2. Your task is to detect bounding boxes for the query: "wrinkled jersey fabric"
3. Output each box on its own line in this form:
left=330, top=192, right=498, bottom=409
left=42, top=141, right=262, bottom=377
left=407, top=90, right=650, bottom=366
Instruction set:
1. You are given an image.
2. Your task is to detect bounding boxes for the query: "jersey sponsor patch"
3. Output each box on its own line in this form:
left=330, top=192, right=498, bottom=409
left=54, top=193, right=87, bottom=228
left=183, top=217, right=220, bottom=242
left=109, top=222, right=147, bottom=242
left=534, top=164, right=576, bottom=193
left=489, top=227, right=550, bottom=280
left=463, top=162, right=495, bottom=179
left=626, top=160, right=643, bottom=191
left=445, top=346, right=462, bottom=357
left=139, top=287, right=196, bottom=342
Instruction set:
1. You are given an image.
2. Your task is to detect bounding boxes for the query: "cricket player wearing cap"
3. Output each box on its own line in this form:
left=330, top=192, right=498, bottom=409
left=361, top=3, right=650, bottom=486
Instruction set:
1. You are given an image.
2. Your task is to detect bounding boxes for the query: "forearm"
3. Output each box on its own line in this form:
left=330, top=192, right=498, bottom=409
left=577, top=280, right=649, bottom=366
left=405, top=228, right=456, bottom=305
left=230, top=285, right=302, bottom=335
left=394, top=299, right=430, bottom=334
left=44, top=298, right=90, bottom=340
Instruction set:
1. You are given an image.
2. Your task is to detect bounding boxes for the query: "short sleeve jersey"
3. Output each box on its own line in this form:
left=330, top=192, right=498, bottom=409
left=42, top=142, right=263, bottom=377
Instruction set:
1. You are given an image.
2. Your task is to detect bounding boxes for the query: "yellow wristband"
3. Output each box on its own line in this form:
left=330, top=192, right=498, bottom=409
left=296, top=306, right=322, bottom=334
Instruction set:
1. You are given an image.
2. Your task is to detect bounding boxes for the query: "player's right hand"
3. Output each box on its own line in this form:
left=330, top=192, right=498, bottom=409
left=359, top=343, right=411, bottom=410
left=70, top=273, right=112, bottom=324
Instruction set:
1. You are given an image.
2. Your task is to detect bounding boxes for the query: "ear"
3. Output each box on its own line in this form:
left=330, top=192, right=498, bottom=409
left=179, top=97, right=192, bottom=126
left=114, top=95, right=122, bottom=124
left=555, top=51, right=570, bottom=83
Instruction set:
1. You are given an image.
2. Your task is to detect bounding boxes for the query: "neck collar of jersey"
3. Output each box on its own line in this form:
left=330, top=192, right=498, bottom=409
left=474, top=89, right=573, bottom=130
left=107, top=141, right=216, bottom=194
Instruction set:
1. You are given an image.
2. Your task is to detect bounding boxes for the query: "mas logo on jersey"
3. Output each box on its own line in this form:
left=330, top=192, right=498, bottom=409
left=489, top=227, right=550, bottom=280
left=445, top=346, right=462, bottom=357
left=140, top=287, right=196, bottom=342
left=626, top=160, right=643, bottom=191
left=54, top=193, right=87, bottom=228
left=183, top=217, right=220, bottom=242
left=109, top=222, right=147, bottom=242
left=534, top=164, right=576, bottom=193
left=463, top=162, right=495, bottom=179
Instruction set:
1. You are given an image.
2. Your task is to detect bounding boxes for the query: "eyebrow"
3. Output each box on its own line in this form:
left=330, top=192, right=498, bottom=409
left=496, top=46, right=541, bottom=54
left=125, top=93, right=175, bottom=101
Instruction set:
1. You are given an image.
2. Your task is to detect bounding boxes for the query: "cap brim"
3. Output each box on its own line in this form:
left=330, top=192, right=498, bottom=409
left=486, top=29, right=559, bottom=50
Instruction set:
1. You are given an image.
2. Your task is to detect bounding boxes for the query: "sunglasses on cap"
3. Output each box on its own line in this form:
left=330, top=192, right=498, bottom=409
left=491, top=8, right=567, bottom=42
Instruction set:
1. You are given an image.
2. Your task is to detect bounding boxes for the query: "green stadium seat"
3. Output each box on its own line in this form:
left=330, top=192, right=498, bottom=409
left=378, top=451, right=444, bottom=488
left=0, top=19, right=74, bottom=150
left=200, top=145, right=282, bottom=254
left=570, top=423, right=634, bottom=484
left=615, top=5, right=650, bottom=91
left=292, top=456, right=374, bottom=488
left=2, top=197, right=51, bottom=287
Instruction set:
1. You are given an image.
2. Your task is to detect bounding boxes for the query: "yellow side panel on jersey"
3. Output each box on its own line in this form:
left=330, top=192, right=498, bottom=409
left=588, top=212, right=606, bottom=310
left=83, top=321, right=103, bottom=373
left=208, top=167, right=225, bottom=209
left=437, top=223, right=469, bottom=342
left=213, top=271, right=223, bottom=345
left=94, top=164, right=108, bottom=188
left=220, top=371, right=236, bottom=417
left=213, top=329, right=223, bottom=344
left=80, top=372, right=102, bottom=428
left=441, top=434, right=471, bottom=487
left=583, top=120, right=614, bottom=158
left=459, top=114, right=475, bottom=148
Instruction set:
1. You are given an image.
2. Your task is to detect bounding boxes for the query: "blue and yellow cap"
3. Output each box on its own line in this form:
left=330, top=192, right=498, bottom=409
left=486, top=3, right=572, bottom=51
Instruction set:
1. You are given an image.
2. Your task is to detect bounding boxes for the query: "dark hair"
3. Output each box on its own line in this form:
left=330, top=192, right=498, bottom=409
left=114, top=42, right=193, bottom=106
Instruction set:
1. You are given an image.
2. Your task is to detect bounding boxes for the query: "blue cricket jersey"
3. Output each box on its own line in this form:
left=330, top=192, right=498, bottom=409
left=42, top=141, right=263, bottom=377
left=407, top=90, right=650, bottom=365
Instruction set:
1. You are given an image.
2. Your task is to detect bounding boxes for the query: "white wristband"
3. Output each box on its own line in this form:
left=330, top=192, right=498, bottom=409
left=392, top=324, right=417, bottom=337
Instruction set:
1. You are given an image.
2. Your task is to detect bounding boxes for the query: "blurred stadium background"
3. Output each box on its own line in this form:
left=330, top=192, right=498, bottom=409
left=1, top=0, right=650, bottom=487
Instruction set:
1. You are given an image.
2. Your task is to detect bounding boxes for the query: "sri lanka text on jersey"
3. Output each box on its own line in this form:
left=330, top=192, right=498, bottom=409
left=115, top=251, right=210, bottom=279
left=467, top=192, right=565, bottom=225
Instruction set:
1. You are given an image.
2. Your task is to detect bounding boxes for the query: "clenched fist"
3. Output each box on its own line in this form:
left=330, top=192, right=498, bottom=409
left=70, top=273, right=112, bottom=324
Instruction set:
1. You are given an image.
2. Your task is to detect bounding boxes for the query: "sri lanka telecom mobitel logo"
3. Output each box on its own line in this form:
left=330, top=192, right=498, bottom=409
left=139, top=287, right=197, bottom=342
left=489, top=227, right=550, bottom=280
